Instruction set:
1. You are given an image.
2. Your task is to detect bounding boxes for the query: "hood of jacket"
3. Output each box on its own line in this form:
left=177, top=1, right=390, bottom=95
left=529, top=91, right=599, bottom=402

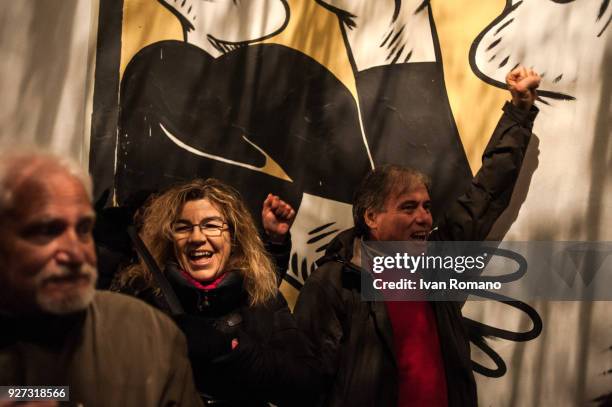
left=165, top=261, right=247, bottom=317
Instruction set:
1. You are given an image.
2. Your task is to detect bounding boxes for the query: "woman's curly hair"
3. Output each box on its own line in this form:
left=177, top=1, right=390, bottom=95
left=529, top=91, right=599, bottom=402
left=113, top=178, right=277, bottom=306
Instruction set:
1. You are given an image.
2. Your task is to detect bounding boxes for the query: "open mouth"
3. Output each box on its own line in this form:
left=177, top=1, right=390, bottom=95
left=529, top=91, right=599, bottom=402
left=410, top=231, right=429, bottom=241
left=187, top=250, right=214, bottom=265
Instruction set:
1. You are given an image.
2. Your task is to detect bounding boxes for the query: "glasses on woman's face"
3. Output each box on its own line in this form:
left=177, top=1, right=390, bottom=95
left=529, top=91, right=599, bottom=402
left=171, top=218, right=228, bottom=238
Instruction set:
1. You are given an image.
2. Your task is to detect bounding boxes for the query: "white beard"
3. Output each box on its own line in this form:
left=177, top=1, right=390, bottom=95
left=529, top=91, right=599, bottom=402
left=35, top=263, right=98, bottom=315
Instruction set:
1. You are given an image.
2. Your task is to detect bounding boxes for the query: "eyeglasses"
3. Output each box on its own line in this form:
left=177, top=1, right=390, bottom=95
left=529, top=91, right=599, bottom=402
left=171, top=220, right=229, bottom=238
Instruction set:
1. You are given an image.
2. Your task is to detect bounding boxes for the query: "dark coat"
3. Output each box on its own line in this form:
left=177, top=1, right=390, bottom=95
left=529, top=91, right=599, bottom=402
left=118, top=237, right=320, bottom=407
left=293, top=102, right=538, bottom=407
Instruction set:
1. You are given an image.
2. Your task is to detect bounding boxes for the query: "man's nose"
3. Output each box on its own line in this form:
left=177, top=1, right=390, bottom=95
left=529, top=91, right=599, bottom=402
left=415, top=207, right=433, bottom=226
left=55, top=230, right=88, bottom=265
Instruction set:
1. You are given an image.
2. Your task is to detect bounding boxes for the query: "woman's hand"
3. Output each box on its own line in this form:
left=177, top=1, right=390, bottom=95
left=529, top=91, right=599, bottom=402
left=261, top=194, right=296, bottom=243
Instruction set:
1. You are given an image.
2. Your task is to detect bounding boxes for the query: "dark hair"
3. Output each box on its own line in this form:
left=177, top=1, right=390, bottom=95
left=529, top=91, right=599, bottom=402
left=352, top=165, right=431, bottom=237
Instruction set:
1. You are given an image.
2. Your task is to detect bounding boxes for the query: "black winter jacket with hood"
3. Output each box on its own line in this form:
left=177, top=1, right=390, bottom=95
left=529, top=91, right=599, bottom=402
left=118, top=237, right=321, bottom=407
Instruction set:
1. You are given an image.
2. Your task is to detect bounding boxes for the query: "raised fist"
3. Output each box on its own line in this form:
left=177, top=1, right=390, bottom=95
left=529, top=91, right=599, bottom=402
left=506, top=66, right=541, bottom=110
left=261, top=193, right=295, bottom=243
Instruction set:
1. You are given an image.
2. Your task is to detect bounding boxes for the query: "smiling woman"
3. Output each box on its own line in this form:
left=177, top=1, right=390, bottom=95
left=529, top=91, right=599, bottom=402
left=112, top=178, right=320, bottom=406
left=170, top=200, right=232, bottom=284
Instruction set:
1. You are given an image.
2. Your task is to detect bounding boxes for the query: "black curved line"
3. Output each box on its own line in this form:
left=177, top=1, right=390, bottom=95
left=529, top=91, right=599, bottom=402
left=158, top=0, right=195, bottom=33
left=159, top=0, right=291, bottom=49
left=247, top=0, right=291, bottom=44
left=392, top=0, right=402, bottom=22
left=470, top=335, right=507, bottom=377
left=316, top=0, right=359, bottom=73
left=315, top=0, right=357, bottom=29
left=464, top=299, right=542, bottom=342
left=468, top=0, right=577, bottom=101
left=494, top=18, right=514, bottom=36
left=464, top=296, right=542, bottom=377
left=415, top=0, right=429, bottom=15
left=203, top=0, right=293, bottom=52
left=507, top=1, right=524, bottom=15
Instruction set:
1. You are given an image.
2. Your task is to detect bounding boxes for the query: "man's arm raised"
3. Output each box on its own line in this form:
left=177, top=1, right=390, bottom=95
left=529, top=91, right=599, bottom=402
left=433, top=66, right=541, bottom=241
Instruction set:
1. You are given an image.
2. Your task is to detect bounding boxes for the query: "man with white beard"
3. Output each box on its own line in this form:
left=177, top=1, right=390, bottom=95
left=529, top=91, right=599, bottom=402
left=0, top=151, right=202, bottom=407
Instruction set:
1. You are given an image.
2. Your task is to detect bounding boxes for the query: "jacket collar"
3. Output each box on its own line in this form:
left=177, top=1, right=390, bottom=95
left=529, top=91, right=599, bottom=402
left=165, top=262, right=247, bottom=316
left=316, top=228, right=360, bottom=273
left=318, top=228, right=397, bottom=366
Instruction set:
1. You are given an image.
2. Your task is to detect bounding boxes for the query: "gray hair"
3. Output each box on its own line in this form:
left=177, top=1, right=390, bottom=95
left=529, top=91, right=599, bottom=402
left=353, top=164, right=431, bottom=237
left=0, top=147, right=92, bottom=214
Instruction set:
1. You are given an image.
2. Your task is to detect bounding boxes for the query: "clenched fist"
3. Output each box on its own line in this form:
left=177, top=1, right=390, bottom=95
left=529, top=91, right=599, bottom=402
left=261, top=194, right=295, bottom=243
left=506, top=66, right=541, bottom=110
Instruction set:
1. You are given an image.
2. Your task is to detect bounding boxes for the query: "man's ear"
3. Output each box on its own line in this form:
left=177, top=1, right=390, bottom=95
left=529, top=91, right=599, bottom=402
left=364, top=208, right=378, bottom=230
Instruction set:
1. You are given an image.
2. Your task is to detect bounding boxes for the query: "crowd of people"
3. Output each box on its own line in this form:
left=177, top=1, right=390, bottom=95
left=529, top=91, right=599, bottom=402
left=0, top=67, right=540, bottom=406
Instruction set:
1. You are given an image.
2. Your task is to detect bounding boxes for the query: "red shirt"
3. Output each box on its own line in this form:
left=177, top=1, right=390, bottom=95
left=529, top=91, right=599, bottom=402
left=385, top=301, right=448, bottom=407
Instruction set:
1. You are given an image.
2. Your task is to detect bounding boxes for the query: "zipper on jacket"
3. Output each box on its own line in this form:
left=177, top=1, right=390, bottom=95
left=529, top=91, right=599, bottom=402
left=197, top=292, right=211, bottom=311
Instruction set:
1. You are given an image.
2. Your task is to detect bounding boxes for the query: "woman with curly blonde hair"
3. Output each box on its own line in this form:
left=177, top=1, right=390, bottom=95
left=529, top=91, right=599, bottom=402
left=113, top=178, right=320, bottom=406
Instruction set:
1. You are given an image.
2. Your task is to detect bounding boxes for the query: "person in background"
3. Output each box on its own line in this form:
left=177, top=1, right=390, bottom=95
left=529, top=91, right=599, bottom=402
left=113, top=178, right=320, bottom=406
left=294, top=66, right=541, bottom=407
left=0, top=150, right=202, bottom=407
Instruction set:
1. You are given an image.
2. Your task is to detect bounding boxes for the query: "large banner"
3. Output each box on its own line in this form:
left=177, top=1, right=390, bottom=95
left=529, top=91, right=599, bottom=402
left=90, top=0, right=611, bottom=405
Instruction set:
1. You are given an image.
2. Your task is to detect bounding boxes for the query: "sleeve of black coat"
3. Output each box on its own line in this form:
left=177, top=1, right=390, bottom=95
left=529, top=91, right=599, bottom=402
left=211, top=293, right=323, bottom=407
left=434, top=102, right=539, bottom=241
left=264, top=233, right=291, bottom=284
left=293, top=270, right=346, bottom=406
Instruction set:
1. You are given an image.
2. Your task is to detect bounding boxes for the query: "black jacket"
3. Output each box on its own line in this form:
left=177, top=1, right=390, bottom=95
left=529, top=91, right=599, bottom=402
left=118, top=237, right=320, bottom=407
left=293, top=102, right=538, bottom=407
